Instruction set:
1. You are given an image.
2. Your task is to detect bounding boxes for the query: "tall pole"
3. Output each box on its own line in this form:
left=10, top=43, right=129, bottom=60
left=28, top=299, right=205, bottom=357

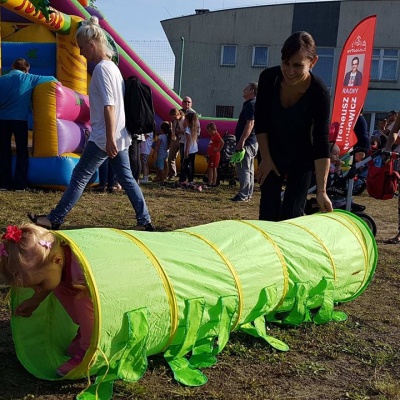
left=178, top=36, right=184, bottom=96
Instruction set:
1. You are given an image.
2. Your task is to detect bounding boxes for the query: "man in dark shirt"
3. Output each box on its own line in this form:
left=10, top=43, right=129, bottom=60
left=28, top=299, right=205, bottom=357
left=232, top=82, right=258, bottom=202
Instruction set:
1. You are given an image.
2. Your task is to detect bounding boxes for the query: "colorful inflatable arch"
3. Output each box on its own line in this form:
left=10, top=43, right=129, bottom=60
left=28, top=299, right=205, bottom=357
left=0, top=0, right=238, bottom=188
left=10, top=211, right=377, bottom=399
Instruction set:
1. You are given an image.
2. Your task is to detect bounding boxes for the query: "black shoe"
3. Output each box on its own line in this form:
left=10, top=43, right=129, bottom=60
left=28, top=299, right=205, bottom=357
left=133, top=222, right=156, bottom=232
left=144, top=223, right=156, bottom=231
left=27, top=213, right=61, bottom=230
left=231, top=195, right=248, bottom=202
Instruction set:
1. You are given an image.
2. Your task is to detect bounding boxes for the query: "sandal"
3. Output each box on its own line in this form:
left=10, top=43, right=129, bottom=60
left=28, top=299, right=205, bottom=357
left=385, top=236, right=400, bottom=244
left=27, top=213, right=61, bottom=230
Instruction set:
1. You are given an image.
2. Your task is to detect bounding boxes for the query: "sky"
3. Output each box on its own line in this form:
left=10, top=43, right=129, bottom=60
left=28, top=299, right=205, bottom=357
left=96, top=0, right=334, bottom=42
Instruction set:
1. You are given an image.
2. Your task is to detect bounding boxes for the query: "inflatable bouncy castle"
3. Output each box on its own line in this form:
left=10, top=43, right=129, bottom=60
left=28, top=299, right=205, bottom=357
left=0, top=0, right=238, bottom=188
left=10, top=211, right=377, bottom=399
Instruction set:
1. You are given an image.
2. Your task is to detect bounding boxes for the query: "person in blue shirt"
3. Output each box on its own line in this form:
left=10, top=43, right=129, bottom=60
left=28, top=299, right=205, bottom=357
left=0, top=58, right=56, bottom=190
left=231, top=82, right=259, bottom=202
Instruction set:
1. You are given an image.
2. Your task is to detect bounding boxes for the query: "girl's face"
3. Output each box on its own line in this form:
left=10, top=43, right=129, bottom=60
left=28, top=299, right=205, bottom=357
left=207, top=128, right=216, bottom=136
left=281, top=50, right=317, bottom=87
left=330, top=147, right=340, bottom=163
left=16, top=251, right=64, bottom=294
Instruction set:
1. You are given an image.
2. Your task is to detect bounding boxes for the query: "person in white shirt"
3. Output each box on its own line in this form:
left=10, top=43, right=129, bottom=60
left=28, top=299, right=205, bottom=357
left=28, top=16, right=154, bottom=231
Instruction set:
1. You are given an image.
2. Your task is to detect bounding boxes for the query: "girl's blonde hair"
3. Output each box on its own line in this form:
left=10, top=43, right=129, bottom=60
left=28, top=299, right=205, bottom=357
left=76, top=16, right=115, bottom=59
left=0, top=224, right=58, bottom=285
left=185, top=112, right=199, bottom=142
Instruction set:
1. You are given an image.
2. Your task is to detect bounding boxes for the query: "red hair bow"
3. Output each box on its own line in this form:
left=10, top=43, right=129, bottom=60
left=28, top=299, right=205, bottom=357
left=2, top=225, right=23, bottom=242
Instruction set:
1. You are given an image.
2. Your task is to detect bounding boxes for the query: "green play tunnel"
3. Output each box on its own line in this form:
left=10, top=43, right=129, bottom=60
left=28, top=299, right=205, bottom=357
left=10, top=210, right=377, bottom=399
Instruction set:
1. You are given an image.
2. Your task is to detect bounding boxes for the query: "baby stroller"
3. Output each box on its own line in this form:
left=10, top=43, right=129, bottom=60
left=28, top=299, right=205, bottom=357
left=366, top=149, right=400, bottom=200
left=305, top=148, right=379, bottom=236
left=218, top=134, right=237, bottom=185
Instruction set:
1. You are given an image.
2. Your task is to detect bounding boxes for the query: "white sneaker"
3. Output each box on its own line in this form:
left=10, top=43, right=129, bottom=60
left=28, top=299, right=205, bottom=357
left=140, top=177, right=149, bottom=184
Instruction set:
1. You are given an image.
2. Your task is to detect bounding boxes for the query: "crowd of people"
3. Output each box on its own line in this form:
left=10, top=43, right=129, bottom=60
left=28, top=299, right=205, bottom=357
left=1, top=22, right=400, bottom=381
left=1, top=27, right=399, bottom=236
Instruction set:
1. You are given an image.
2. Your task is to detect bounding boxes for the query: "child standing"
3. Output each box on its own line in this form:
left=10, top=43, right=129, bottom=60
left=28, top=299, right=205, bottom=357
left=181, top=112, right=199, bottom=183
left=0, top=224, right=94, bottom=377
left=168, top=108, right=185, bottom=180
left=206, top=123, right=224, bottom=186
left=153, top=122, right=170, bottom=183
left=139, top=131, right=154, bottom=184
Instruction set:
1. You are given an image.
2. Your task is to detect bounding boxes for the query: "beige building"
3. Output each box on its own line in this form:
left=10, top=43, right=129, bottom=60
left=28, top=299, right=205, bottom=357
left=162, top=0, right=400, bottom=130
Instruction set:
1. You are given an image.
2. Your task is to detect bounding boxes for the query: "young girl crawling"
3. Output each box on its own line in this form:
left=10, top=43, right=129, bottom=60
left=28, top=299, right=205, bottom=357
left=0, top=224, right=94, bottom=377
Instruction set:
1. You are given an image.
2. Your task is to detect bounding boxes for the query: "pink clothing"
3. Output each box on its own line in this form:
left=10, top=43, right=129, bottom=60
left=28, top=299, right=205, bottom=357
left=53, top=246, right=94, bottom=353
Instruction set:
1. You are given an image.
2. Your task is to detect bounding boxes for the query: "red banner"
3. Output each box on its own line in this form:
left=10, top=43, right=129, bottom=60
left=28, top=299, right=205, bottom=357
left=331, top=16, right=377, bottom=155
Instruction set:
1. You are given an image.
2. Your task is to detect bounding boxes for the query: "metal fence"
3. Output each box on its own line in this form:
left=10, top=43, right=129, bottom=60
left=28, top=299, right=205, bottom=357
left=126, top=40, right=175, bottom=89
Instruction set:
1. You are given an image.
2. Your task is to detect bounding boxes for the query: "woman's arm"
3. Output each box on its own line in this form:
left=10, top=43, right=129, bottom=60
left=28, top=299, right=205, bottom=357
left=254, top=68, right=281, bottom=185
left=310, top=76, right=332, bottom=212
left=314, top=158, right=333, bottom=213
left=104, top=105, right=118, bottom=158
left=256, top=133, right=280, bottom=185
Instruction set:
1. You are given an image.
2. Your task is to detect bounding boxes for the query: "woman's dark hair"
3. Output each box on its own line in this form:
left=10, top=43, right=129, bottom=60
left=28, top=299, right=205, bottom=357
left=281, top=31, right=316, bottom=62
left=12, top=58, right=30, bottom=72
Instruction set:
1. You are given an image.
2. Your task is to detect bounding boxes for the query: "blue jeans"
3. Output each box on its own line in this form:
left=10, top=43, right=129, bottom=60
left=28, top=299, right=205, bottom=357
left=48, top=141, right=151, bottom=226
left=235, top=142, right=258, bottom=199
left=99, top=159, right=116, bottom=188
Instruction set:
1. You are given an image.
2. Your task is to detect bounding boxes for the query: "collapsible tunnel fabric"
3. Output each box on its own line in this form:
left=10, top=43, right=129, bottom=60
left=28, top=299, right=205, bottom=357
left=10, top=210, right=377, bottom=399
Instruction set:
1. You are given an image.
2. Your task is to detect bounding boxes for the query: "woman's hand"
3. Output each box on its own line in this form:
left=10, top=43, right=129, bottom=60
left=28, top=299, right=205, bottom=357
left=316, top=191, right=333, bottom=213
left=256, top=158, right=280, bottom=185
left=106, top=139, right=118, bottom=158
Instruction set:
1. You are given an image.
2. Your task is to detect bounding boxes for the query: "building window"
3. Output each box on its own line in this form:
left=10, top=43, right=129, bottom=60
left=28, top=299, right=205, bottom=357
left=252, top=46, right=268, bottom=67
left=371, top=49, right=399, bottom=81
left=312, top=47, right=334, bottom=89
left=216, top=105, right=234, bottom=118
left=221, top=45, right=237, bottom=66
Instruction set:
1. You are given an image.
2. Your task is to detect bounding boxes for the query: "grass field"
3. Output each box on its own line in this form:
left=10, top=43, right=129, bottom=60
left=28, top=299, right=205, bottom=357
left=1, top=182, right=399, bottom=400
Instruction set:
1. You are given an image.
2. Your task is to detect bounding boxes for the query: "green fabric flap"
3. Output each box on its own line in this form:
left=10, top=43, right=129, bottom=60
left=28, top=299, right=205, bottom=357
left=164, top=297, right=206, bottom=386
left=164, top=298, right=205, bottom=362
left=190, top=295, right=238, bottom=368
left=117, top=308, right=149, bottom=381
left=167, top=357, right=208, bottom=387
left=313, top=279, right=335, bottom=324
left=76, top=373, right=114, bottom=400
left=77, top=308, right=149, bottom=400
left=240, top=316, right=289, bottom=352
left=283, top=282, right=311, bottom=325
left=242, top=286, right=279, bottom=325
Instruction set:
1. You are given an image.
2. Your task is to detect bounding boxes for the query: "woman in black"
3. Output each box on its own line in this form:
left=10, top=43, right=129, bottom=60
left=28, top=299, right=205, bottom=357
left=255, top=31, right=333, bottom=221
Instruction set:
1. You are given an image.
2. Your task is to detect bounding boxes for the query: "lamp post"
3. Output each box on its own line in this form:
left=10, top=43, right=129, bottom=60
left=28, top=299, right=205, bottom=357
left=178, top=36, right=184, bottom=96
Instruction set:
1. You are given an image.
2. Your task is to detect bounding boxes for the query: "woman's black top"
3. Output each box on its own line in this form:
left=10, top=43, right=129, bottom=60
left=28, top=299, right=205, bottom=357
left=254, top=66, right=331, bottom=170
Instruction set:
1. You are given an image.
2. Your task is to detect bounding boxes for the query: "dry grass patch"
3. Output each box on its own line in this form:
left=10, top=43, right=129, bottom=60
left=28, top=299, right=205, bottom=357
left=0, top=184, right=399, bottom=399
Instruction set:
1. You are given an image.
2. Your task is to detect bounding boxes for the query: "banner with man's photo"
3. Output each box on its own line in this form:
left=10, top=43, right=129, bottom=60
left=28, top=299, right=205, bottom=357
left=331, top=16, right=377, bottom=155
